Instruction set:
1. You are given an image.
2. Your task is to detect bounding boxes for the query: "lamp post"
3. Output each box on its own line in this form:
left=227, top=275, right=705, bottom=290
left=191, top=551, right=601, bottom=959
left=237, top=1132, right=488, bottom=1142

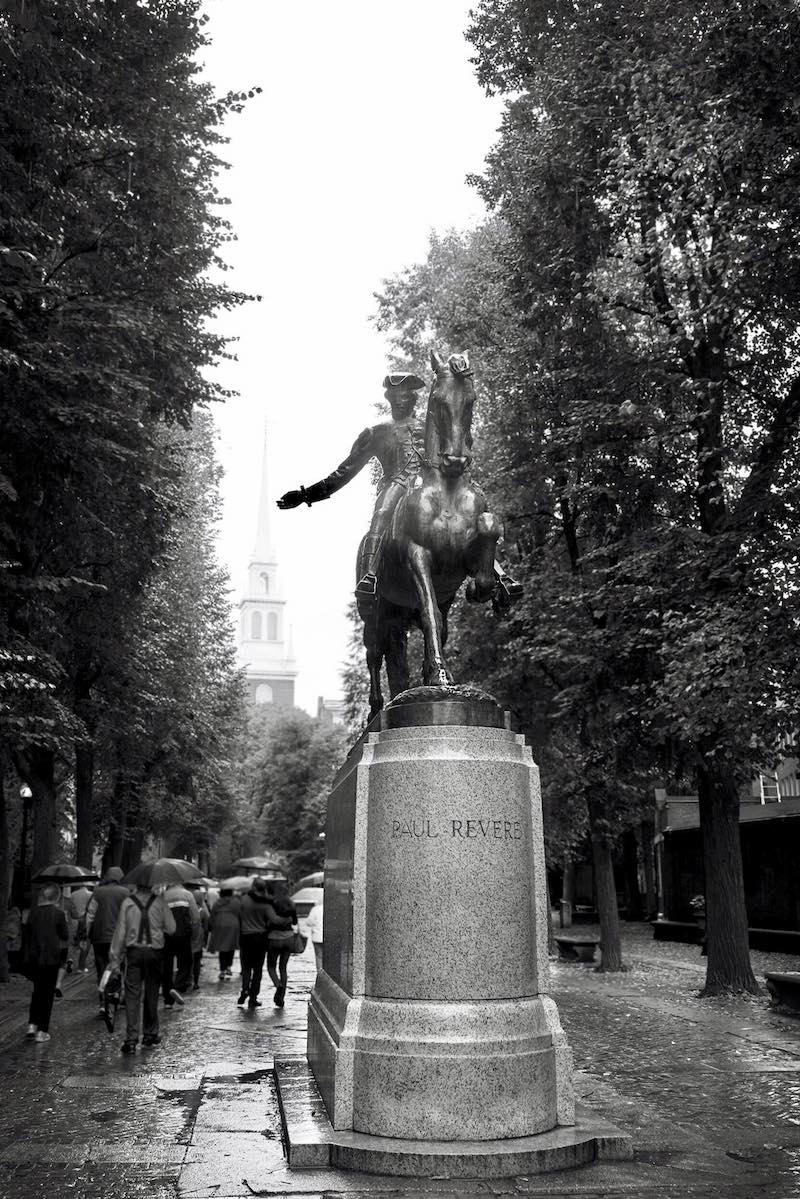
left=14, top=785, right=32, bottom=906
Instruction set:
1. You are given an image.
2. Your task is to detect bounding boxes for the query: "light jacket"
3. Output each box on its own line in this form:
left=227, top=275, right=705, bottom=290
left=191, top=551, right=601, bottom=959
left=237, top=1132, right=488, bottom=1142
left=109, top=891, right=176, bottom=967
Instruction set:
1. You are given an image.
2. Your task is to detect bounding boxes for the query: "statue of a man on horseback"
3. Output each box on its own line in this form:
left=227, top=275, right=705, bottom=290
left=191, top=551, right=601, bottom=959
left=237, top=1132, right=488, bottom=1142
left=278, top=351, right=520, bottom=718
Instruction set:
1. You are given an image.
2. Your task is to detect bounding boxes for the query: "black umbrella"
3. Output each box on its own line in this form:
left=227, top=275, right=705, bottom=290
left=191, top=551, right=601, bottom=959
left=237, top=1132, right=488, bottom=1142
left=122, top=858, right=203, bottom=888
left=31, top=864, right=99, bottom=884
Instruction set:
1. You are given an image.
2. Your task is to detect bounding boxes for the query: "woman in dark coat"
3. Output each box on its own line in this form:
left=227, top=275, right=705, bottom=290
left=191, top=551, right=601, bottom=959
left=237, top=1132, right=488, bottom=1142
left=266, top=880, right=298, bottom=1008
left=207, top=887, right=241, bottom=980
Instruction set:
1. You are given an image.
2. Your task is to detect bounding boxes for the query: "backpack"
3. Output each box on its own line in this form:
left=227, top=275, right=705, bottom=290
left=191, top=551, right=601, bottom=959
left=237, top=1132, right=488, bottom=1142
left=129, top=894, right=156, bottom=945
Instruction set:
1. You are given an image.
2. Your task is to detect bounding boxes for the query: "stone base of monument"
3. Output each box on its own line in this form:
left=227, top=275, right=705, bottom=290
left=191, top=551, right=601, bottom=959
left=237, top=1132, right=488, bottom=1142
left=274, top=1058, right=632, bottom=1177
left=293, top=686, right=632, bottom=1177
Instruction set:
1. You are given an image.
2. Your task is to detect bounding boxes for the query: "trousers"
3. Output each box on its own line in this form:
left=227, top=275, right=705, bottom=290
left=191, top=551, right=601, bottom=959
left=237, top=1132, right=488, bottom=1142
left=124, top=946, right=163, bottom=1041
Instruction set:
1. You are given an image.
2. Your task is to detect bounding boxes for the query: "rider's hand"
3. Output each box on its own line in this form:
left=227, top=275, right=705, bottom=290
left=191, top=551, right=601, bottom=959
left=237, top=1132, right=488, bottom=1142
left=277, top=488, right=305, bottom=509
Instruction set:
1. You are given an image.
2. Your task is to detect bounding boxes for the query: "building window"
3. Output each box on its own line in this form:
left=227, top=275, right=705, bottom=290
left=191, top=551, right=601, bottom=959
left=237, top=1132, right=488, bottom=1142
left=260, top=572, right=269, bottom=594
left=251, top=611, right=262, bottom=640
left=267, top=611, right=278, bottom=641
left=255, top=682, right=274, bottom=704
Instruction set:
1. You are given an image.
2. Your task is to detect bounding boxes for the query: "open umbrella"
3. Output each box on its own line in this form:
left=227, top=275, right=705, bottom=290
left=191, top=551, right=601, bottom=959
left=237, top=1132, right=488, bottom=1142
left=294, top=871, right=323, bottom=890
left=218, top=875, right=255, bottom=892
left=31, top=864, right=99, bottom=884
left=122, top=858, right=203, bottom=888
left=290, top=885, right=324, bottom=918
left=231, top=856, right=285, bottom=875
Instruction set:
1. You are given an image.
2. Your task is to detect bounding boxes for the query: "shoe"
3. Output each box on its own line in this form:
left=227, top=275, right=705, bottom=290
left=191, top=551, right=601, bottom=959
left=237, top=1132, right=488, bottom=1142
left=98, top=1006, right=106, bottom=1018
left=237, top=991, right=247, bottom=1006
left=66, top=960, right=74, bottom=974
left=224, top=969, right=233, bottom=978
left=274, top=986, right=285, bottom=1008
left=142, top=1035, right=161, bottom=1048
left=34, top=1031, right=51, bottom=1043
left=120, top=1040, right=136, bottom=1054
left=247, top=998, right=262, bottom=1009
left=25, top=1024, right=37, bottom=1039
left=168, top=988, right=185, bottom=1006
left=218, top=973, right=226, bottom=981
left=192, top=984, right=200, bottom=991
left=54, top=987, right=63, bottom=999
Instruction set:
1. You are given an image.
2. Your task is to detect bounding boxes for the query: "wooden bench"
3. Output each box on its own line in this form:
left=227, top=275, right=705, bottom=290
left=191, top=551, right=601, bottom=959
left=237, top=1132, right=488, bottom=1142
left=554, top=936, right=599, bottom=963
left=765, top=973, right=800, bottom=1015
left=651, top=920, right=703, bottom=944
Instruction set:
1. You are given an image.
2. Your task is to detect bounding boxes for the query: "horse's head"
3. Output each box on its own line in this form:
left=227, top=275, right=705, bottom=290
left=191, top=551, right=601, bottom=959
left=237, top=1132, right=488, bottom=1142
left=425, top=349, right=475, bottom=478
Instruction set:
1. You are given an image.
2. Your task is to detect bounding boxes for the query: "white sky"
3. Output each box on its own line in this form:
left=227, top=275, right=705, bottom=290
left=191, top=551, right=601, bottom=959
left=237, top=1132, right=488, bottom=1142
left=199, top=1, right=503, bottom=714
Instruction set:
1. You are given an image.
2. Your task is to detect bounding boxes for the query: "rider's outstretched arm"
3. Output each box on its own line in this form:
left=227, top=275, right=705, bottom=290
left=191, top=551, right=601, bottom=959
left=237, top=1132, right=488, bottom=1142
left=277, top=427, right=375, bottom=508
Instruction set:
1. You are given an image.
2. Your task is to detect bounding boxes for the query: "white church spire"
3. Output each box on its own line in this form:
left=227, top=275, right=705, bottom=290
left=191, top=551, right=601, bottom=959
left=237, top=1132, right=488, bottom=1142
left=253, top=421, right=276, bottom=563
left=236, top=419, right=297, bottom=707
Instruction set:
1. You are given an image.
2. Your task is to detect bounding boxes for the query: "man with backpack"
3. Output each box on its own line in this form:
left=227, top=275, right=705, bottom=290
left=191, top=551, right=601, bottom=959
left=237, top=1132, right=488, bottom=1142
left=161, top=881, right=200, bottom=1007
left=108, top=884, right=176, bottom=1054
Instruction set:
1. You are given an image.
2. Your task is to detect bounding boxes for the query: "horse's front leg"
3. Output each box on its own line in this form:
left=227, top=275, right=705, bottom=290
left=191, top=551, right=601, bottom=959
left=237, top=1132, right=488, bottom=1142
left=406, top=542, right=452, bottom=687
left=362, top=614, right=384, bottom=719
left=466, top=511, right=501, bottom=602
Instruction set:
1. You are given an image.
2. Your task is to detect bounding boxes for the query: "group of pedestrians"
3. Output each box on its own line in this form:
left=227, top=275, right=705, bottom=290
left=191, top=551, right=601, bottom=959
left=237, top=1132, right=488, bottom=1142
left=17, top=867, right=309, bottom=1054
left=208, top=877, right=299, bottom=1009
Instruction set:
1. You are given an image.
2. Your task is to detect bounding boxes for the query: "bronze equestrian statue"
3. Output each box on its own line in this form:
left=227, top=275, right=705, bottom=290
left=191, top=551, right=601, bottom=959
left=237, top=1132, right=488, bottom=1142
left=278, top=351, right=520, bottom=717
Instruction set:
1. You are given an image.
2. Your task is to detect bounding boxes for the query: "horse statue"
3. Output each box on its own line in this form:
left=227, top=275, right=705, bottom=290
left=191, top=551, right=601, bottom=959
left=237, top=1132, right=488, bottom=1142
left=357, top=349, right=511, bottom=718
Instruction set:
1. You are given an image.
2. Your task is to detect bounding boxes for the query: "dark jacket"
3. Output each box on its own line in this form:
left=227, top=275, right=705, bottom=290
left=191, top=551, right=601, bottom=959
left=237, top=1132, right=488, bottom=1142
left=207, top=895, right=241, bottom=953
left=239, top=893, right=292, bottom=938
left=86, top=881, right=130, bottom=944
left=28, top=902, right=69, bottom=968
left=267, top=896, right=297, bottom=947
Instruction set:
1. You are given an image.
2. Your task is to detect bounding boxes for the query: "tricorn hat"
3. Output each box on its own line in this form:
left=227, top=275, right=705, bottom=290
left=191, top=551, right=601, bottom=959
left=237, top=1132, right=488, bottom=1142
left=383, top=372, right=425, bottom=391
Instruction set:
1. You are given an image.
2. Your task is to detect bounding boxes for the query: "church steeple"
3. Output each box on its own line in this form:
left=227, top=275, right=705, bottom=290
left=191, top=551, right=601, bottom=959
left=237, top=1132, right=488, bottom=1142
left=236, top=422, right=297, bottom=707
left=253, top=422, right=276, bottom=564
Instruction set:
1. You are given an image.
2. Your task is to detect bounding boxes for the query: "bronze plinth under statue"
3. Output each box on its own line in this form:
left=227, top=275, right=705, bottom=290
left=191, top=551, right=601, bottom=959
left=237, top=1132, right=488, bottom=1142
left=277, top=351, right=521, bottom=717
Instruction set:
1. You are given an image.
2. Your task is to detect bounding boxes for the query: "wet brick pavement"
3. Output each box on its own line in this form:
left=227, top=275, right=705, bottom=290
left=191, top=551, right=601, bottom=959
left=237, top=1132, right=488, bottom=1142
left=1, top=925, right=799, bottom=1197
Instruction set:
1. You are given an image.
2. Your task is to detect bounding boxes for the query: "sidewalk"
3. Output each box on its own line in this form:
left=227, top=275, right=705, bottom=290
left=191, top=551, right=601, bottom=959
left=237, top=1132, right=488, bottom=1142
left=0, top=926, right=799, bottom=1197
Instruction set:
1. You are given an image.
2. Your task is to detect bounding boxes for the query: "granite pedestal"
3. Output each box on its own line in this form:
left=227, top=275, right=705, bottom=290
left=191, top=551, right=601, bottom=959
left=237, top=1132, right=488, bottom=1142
left=279, top=688, right=630, bottom=1175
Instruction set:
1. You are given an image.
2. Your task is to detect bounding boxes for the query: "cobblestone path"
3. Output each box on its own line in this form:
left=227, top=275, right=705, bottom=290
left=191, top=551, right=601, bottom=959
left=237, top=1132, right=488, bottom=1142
left=0, top=927, right=798, bottom=1198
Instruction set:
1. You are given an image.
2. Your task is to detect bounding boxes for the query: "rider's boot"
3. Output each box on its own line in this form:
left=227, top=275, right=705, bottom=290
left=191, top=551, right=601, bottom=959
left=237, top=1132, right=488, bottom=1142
left=355, top=534, right=384, bottom=601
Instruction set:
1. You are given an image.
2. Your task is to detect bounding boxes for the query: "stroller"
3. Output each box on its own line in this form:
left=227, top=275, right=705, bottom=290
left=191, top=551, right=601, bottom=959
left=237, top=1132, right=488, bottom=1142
left=100, top=965, right=125, bottom=1033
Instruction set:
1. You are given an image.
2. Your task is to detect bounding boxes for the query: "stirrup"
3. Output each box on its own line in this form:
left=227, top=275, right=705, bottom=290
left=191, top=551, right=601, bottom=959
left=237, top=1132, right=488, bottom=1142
left=355, top=572, right=378, bottom=597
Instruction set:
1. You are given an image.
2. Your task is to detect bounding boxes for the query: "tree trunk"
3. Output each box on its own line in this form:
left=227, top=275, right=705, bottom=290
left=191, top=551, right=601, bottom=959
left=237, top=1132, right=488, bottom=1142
left=697, top=757, right=758, bottom=995
left=74, top=741, right=95, bottom=869
left=622, top=827, right=643, bottom=920
left=121, top=783, right=144, bottom=872
left=587, top=793, right=625, bottom=971
left=0, top=775, right=10, bottom=983
left=105, top=775, right=128, bottom=868
left=639, top=818, right=656, bottom=919
left=544, top=866, right=555, bottom=954
left=24, top=747, right=58, bottom=874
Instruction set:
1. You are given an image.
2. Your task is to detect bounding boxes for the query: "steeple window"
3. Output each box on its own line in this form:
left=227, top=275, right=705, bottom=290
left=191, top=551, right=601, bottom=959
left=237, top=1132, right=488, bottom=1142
left=267, top=611, right=278, bottom=641
left=251, top=611, right=262, bottom=640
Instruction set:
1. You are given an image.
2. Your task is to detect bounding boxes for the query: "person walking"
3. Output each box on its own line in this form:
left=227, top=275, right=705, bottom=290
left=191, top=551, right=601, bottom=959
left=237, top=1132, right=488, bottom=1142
left=161, top=881, right=200, bottom=1007
left=304, top=900, right=323, bottom=972
left=108, top=884, right=176, bottom=1054
left=25, top=883, right=70, bottom=1043
left=187, top=883, right=210, bottom=991
left=207, top=886, right=241, bottom=979
left=266, top=880, right=299, bottom=1008
left=85, top=867, right=129, bottom=1016
left=65, top=880, right=94, bottom=972
left=238, top=878, right=291, bottom=1009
